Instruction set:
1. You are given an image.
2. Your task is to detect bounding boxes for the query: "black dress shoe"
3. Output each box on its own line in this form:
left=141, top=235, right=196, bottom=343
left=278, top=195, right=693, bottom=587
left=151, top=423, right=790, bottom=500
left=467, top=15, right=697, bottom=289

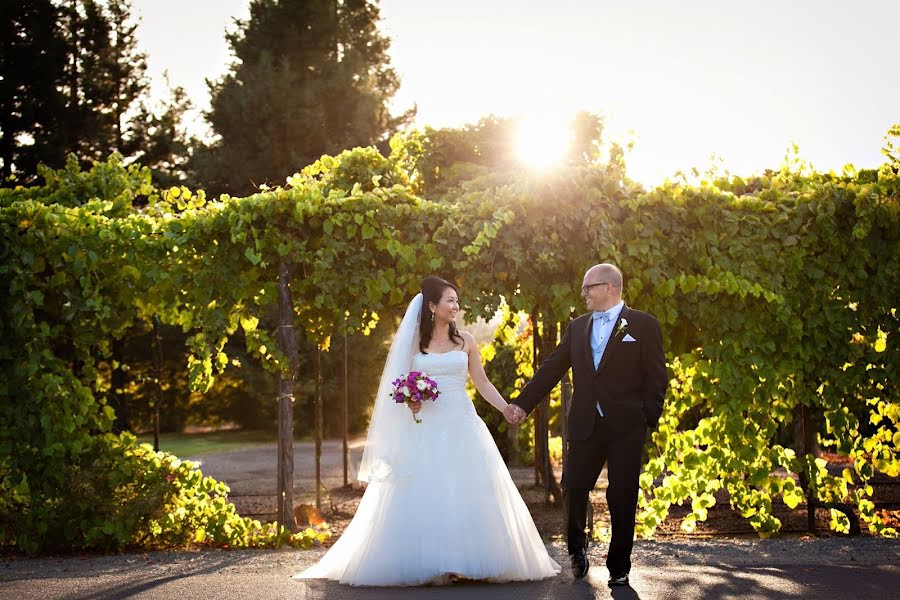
left=570, top=549, right=589, bottom=579
left=608, top=571, right=629, bottom=587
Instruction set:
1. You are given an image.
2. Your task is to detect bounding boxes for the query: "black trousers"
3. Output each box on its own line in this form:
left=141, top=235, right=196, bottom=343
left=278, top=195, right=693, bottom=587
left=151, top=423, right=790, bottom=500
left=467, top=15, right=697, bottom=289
left=562, top=408, right=646, bottom=575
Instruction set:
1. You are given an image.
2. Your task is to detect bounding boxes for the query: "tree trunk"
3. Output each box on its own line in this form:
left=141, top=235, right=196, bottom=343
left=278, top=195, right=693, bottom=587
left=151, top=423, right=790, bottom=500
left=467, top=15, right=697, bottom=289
left=507, top=422, right=520, bottom=467
left=315, top=346, right=324, bottom=509
left=541, top=320, right=563, bottom=504
left=342, top=331, right=349, bottom=487
left=560, top=316, right=574, bottom=469
left=275, top=260, right=298, bottom=532
left=152, top=315, right=163, bottom=452
left=531, top=310, right=562, bottom=504
left=110, top=336, right=128, bottom=433
left=66, top=0, right=79, bottom=156
left=794, top=403, right=816, bottom=533
left=794, top=401, right=860, bottom=535
left=0, top=126, right=13, bottom=179
left=561, top=377, right=572, bottom=457
left=531, top=309, right=542, bottom=487
left=561, top=373, right=573, bottom=535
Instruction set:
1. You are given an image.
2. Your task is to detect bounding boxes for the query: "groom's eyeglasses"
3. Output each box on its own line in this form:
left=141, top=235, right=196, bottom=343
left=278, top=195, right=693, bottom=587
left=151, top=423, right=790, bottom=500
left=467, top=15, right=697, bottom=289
left=581, top=282, right=610, bottom=293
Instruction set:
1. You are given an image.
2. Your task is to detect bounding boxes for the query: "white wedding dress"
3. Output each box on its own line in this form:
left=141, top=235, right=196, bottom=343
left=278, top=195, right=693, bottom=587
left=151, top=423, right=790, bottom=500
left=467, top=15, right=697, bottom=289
left=294, top=349, right=561, bottom=586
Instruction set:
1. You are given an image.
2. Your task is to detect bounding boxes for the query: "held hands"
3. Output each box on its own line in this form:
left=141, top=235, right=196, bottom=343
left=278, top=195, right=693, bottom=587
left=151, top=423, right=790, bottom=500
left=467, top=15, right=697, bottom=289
left=503, top=403, right=526, bottom=425
left=409, top=401, right=423, bottom=415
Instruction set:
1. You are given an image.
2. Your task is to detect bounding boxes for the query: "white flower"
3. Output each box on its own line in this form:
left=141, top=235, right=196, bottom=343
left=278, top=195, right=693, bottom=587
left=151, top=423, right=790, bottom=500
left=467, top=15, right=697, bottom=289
left=402, top=387, right=411, bottom=397
left=416, top=380, right=427, bottom=391
left=616, top=318, right=628, bottom=337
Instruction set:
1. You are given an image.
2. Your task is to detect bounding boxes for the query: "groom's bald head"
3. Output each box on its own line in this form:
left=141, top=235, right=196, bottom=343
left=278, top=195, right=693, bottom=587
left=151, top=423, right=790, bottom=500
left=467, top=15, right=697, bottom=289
left=585, top=263, right=623, bottom=290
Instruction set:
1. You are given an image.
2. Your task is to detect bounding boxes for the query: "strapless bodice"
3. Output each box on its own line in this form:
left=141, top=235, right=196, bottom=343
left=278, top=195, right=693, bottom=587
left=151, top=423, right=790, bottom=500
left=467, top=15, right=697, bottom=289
left=409, top=350, right=472, bottom=420
left=411, top=350, right=468, bottom=392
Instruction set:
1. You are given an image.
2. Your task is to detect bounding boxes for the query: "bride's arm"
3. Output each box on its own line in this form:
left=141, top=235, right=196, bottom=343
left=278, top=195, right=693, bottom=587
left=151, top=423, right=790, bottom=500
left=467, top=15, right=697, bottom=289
left=460, top=331, right=509, bottom=413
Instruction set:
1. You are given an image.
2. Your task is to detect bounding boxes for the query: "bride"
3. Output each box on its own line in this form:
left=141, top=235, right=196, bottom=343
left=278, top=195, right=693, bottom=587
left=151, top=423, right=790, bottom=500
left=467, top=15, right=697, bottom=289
left=294, top=276, right=561, bottom=586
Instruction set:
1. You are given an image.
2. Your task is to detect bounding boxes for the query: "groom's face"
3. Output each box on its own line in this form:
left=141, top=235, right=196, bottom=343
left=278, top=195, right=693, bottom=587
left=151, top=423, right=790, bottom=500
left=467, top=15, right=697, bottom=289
left=581, top=273, right=613, bottom=312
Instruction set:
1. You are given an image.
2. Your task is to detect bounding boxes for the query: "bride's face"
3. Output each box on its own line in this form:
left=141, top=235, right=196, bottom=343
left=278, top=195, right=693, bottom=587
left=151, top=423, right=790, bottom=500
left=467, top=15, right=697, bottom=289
left=430, top=287, right=459, bottom=324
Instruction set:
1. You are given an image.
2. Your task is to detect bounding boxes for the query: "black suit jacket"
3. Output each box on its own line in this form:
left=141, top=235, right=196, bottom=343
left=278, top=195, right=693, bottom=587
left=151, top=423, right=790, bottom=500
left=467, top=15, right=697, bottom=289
left=514, top=304, right=667, bottom=441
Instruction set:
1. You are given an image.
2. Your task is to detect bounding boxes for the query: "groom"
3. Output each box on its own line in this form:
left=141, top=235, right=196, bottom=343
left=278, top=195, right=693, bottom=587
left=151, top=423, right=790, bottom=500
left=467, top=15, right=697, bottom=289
left=504, top=263, right=667, bottom=586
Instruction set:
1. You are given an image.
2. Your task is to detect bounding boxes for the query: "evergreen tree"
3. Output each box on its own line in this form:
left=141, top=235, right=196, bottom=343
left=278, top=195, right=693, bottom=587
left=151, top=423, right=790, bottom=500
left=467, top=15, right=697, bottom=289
left=193, top=0, right=414, bottom=195
left=60, top=0, right=149, bottom=163
left=0, top=1, right=68, bottom=179
left=1, top=0, right=191, bottom=184
left=125, top=77, right=194, bottom=187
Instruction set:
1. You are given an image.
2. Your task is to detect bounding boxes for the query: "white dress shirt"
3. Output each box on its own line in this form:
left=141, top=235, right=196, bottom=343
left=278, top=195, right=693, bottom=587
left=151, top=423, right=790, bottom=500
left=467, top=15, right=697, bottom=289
left=591, top=300, right=625, bottom=417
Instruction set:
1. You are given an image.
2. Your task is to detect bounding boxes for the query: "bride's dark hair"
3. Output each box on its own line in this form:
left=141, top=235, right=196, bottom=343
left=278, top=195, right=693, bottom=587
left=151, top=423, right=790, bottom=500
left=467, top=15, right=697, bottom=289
left=419, top=276, right=465, bottom=354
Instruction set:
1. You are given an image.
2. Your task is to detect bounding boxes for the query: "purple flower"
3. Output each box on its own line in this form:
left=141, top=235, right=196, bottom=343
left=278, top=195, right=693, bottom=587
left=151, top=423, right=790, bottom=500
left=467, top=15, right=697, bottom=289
left=390, top=371, right=440, bottom=423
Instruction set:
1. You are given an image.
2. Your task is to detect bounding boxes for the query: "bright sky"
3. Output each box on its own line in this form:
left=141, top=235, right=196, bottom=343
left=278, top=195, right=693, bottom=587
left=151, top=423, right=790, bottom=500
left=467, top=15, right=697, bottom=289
left=134, top=0, right=900, bottom=186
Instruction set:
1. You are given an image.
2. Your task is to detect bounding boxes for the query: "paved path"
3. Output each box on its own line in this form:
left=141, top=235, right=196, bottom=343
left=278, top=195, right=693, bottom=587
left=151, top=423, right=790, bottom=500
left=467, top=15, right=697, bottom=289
left=186, top=437, right=366, bottom=497
left=2, top=539, right=897, bottom=599
left=4, top=441, right=898, bottom=598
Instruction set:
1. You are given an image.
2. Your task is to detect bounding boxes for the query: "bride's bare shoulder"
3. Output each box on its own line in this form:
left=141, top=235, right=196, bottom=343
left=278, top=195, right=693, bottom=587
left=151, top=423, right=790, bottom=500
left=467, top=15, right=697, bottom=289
left=458, top=330, right=476, bottom=348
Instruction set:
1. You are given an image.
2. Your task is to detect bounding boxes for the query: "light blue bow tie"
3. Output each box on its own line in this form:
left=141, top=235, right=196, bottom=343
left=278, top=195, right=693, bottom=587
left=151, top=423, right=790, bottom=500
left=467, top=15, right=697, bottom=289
left=594, top=311, right=612, bottom=324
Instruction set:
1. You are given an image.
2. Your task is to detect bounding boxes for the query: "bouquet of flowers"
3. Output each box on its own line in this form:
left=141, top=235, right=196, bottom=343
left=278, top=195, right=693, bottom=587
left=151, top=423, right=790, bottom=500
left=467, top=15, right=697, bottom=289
left=391, top=371, right=440, bottom=423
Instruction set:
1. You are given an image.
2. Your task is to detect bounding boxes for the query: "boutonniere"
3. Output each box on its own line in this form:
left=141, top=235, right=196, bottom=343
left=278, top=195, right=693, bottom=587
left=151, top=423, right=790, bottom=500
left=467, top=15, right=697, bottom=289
left=615, top=318, right=628, bottom=338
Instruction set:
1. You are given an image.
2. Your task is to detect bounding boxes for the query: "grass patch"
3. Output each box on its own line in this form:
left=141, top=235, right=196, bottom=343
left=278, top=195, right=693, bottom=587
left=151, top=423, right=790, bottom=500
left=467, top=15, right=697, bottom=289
left=136, top=429, right=276, bottom=457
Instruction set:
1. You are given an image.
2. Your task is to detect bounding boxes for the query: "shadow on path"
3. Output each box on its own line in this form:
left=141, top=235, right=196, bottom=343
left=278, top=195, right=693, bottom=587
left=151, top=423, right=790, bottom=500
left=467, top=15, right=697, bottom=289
left=4, top=559, right=893, bottom=600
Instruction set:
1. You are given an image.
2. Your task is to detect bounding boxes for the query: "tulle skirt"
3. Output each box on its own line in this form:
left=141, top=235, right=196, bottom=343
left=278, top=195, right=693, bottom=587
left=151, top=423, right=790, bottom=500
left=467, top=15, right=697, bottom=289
left=293, top=393, right=561, bottom=586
